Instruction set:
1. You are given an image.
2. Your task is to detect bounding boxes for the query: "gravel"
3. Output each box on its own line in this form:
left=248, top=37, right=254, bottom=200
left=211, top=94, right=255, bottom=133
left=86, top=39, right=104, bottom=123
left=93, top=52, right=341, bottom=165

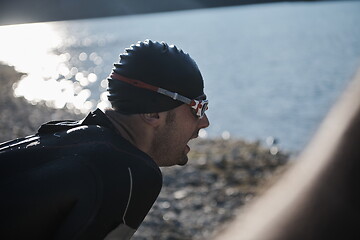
left=134, top=139, right=289, bottom=240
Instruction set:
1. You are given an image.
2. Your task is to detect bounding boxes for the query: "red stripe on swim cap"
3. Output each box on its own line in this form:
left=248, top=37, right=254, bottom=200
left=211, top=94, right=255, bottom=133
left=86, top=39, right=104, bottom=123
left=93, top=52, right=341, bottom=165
left=110, top=72, right=159, bottom=92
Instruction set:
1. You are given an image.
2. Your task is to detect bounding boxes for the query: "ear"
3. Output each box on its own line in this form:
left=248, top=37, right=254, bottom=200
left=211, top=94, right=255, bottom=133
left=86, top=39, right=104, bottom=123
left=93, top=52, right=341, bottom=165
left=141, top=112, right=161, bottom=127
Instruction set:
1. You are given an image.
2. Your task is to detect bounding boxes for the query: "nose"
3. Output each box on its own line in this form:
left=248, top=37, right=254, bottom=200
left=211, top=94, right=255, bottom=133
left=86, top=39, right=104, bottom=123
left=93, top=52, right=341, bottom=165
left=199, top=114, right=210, bottom=129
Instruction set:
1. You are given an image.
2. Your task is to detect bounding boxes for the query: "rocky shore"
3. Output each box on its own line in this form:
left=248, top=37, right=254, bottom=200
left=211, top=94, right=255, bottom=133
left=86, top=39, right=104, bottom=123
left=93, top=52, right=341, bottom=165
left=0, top=63, right=290, bottom=239
left=0, top=63, right=83, bottom=142
left=135, top=138, right=289, bottom=240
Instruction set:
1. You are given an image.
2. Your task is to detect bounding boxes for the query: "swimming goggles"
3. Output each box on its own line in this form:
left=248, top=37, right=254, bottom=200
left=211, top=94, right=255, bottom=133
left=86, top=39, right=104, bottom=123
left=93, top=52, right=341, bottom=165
left=110, top=72, right=209, bottom=119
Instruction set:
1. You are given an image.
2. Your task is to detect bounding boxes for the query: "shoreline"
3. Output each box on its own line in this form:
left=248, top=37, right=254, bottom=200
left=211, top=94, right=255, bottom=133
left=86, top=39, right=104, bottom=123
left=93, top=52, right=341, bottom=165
left=0, top=0, right=317, bottom=26
left=0, top=63, right=84, bottom=143
left=0, top=63, right=290, bottom=239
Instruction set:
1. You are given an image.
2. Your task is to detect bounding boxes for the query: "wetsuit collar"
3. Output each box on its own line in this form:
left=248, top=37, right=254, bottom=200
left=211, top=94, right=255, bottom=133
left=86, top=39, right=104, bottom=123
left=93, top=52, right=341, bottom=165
left=81, top=108, right=118, bottom=132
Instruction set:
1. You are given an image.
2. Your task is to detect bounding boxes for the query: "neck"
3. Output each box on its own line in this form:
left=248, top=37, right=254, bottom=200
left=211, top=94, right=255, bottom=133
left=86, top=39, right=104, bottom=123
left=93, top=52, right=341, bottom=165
left=104, top=110, right=152, bottom=155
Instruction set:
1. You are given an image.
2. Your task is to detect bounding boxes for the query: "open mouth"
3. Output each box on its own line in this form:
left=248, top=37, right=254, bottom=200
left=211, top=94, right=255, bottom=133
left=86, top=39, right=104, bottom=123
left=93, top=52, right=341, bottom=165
left=185, top=144, right=191, bottom=154
left=186, top=134, right=198, bottom=153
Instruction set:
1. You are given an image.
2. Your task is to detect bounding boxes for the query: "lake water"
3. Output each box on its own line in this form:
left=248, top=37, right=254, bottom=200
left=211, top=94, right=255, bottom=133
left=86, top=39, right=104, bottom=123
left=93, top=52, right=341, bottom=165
left=0, top=1, right=360, bottom=153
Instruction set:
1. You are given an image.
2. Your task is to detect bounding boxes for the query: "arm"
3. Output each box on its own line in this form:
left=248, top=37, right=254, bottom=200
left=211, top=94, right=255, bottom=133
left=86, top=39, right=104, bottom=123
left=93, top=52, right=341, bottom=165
left=104, top=166, right=162, bottom=240
left=53, top=154, right=162, bottom=240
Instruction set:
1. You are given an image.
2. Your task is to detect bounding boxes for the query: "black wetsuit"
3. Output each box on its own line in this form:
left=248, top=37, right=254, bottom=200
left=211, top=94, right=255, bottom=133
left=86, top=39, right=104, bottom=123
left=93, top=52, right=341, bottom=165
left=0, top=109, right=162, bottom=240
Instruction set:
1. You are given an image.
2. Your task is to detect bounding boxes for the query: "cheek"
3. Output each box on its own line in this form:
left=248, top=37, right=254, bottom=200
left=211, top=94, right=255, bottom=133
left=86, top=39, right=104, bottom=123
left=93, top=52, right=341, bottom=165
left=169, top=111, right=199, bottom=141
left=177, top=122, right=196, bottom=140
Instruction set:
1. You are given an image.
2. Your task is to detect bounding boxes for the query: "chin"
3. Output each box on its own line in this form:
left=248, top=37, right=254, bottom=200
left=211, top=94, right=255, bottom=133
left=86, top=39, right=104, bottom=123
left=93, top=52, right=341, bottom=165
left=177, top=155, right=189, bottom=166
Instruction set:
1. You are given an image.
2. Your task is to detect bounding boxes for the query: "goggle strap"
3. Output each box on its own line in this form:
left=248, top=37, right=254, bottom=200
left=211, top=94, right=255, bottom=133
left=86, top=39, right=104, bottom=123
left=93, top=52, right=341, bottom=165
left=158, top=88, right=192, bottom=105
left=111, top=72, right=192, bottom=105
left=110, top=72, right=158, bottom=92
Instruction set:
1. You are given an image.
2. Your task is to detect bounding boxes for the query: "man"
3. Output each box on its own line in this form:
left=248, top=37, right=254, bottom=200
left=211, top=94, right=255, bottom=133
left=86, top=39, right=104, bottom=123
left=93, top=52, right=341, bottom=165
left=0, top=40, right=210, bottom=240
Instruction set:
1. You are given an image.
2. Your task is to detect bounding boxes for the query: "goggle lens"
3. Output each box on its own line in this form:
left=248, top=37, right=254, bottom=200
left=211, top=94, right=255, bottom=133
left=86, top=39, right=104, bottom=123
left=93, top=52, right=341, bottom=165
left=191, top=99, right=209, bottom=119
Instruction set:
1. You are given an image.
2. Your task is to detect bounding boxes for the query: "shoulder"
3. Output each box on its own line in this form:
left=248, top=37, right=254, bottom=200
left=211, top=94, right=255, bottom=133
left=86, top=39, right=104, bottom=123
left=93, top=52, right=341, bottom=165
left=53, top=124, right=162, bottom=179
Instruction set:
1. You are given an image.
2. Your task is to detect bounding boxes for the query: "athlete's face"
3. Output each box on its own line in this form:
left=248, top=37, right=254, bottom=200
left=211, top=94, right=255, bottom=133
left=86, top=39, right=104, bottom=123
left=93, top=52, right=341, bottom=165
left=151, top=104, right=210, bottom=167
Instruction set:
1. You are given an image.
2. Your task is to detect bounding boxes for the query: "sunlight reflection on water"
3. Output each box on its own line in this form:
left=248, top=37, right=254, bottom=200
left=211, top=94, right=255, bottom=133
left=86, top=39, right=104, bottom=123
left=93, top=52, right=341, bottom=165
left=0, top=22, right=111, bottom=114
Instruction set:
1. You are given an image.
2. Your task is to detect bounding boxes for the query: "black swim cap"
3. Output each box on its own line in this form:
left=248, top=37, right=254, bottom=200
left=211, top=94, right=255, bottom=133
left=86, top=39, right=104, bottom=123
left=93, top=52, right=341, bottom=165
left=107, top=39, right=204, bottom=114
